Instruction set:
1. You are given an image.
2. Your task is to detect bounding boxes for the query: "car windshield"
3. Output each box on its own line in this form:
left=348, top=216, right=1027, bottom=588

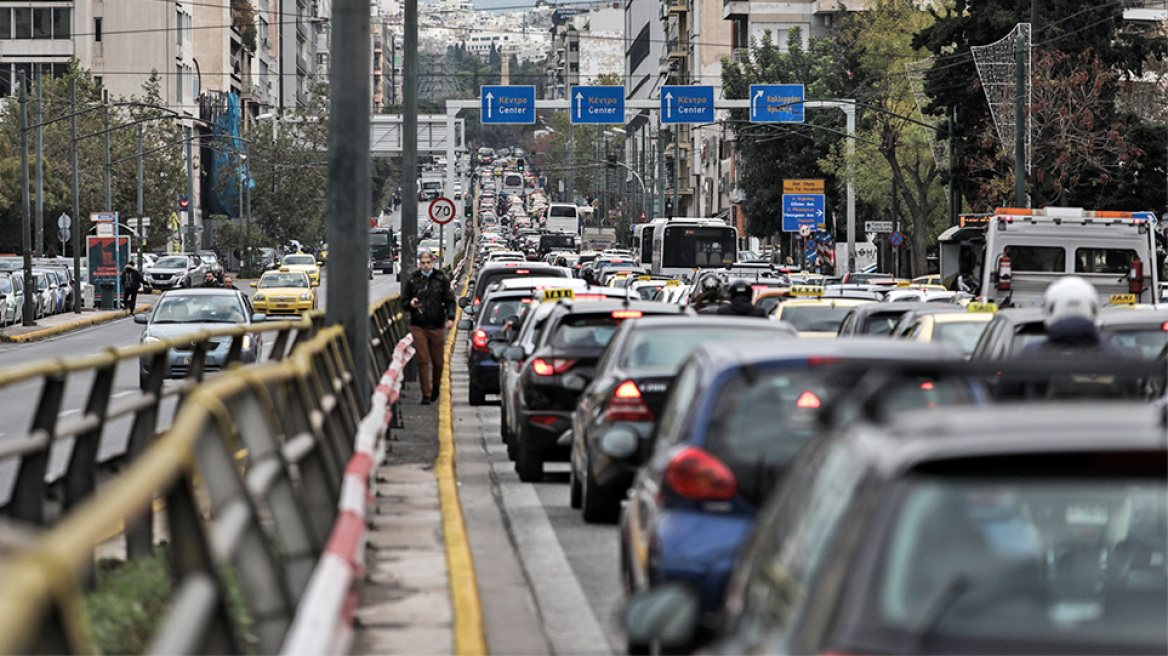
left=481, top=298, right=530, bottom=326
left=155, top=256, right=188, bottom=268
left=370, top=232, right=390, bottom=246
left=707, top=371, right=973, bottom=505
left=872, top=474, right=1166, bottom=653
left=260, top=274, right=309, bottom=289
left=622, top=326, right=777, bottom=370
left=782, top=305, right=854, bottom=332
left=549, top=314, right=623, bottom=349
left=201, top=253, right=219, bottom=264
left=935, top=320, right=992, bottom=356
left=284, top=255, right=315, bottom=266
left=153, top=295, right=246, bottom=323
left=0, top=276, right=10, bottom=294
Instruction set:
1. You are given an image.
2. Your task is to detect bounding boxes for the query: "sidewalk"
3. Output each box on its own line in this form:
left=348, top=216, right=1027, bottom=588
left=0, top=305, right=150, bottom=343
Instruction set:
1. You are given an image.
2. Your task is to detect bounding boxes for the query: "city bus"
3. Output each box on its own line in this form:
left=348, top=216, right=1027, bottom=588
left=632, top=220, right=664, bottom=266
left=650, top=218, right=739, bottom=278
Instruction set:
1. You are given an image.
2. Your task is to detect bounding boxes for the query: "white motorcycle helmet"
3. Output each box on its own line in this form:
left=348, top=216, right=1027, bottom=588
left=1042, top=276, right=1099, bottom=326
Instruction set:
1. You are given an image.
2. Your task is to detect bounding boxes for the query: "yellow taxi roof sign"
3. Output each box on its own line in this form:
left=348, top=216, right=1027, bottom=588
left=542, top=288, right=575, bottom=302
left=638, top=275, right=651, bottom=281
left=967, top=301, right=998, bottom=314
left=279, top=267, right=291, bottom=273
left=789, top=285, right=825, bottom=297
left=896, top=280, right=912, bottom=287
left=1109, top=293, right=1137, bottom=306
left=665, top=279, right=681, bottom=286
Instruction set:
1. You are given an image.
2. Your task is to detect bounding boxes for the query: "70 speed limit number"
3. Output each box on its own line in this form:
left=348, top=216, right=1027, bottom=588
left=429, top=197, right=456, bottom=225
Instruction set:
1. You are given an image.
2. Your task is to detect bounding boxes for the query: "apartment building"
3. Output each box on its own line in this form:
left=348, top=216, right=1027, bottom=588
left=279, top=0, right=330, bottom=108
left=545, top=5, right=622, bottom=100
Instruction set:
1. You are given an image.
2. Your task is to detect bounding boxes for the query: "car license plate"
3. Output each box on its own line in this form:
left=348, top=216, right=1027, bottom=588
left=183, top=355, right=192, bottom=366
left=276, top=303, right=290, bottom=309
left=1066, top=503, right=1108, bottom=525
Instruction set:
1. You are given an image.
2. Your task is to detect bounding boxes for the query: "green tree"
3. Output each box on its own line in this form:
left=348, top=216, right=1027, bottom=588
left=722, top=27, right=856, bottom=240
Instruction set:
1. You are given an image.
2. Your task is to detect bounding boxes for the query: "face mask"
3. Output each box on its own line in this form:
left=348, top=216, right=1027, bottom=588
left=421, top=267, right=433, bottom=277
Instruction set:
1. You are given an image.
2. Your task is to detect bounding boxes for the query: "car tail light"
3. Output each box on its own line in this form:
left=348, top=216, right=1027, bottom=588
left=795, top=391, right=821, bottom=409
left=612, top=310, right=643, bottom=319
left=531, top=358, right=577, bottom=376
left=604, top=381, right=655, bottom=422
left=806, top=356, right=840, bottom=367
left=664, top=447, right=738, bottom=501
left=516, top=269, right=530, bottom=274
left=996, top=255, right=1012, bottom=291
left=530, top=415, right=560, bottom=426
left=1129, top=257, right=1144, bottom=294
left=473, top=297, right=481, bottom=305
left=472, top=329, right=489, bottom=351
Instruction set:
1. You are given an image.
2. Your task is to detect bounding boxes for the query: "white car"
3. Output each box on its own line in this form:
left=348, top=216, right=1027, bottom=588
left=453, top=182, right=464, bottom=199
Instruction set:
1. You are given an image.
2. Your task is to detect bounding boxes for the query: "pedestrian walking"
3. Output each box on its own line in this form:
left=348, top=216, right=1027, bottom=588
left=122, top=263, right=143, bottom=313
left=403, top=251, right=456, bottom=404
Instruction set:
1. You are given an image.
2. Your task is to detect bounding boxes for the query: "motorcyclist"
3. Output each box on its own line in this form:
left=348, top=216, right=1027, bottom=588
left=690, top=273, right=726, bottom=313
left=716, top=279, right=768, bottom=317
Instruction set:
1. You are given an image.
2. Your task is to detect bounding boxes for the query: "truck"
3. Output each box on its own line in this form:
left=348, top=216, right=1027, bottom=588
left=979, top=207, right=1159, bottom=308
left=418, top=172, right=444, bottom=201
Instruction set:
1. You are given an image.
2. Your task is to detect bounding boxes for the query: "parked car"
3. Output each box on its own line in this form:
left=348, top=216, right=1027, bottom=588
left=0, top=271, right=23, bottom=326
left=145, top=253, right=207, bottom=291
left=134, top=288, right=265, bottom=386
left=30, top=270, right=58, bottom=317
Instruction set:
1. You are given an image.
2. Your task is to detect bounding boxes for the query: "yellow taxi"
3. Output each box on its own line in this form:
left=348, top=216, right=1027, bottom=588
left=281, top=253, right=320, bottom=285
left=250, top=268, right=318, bottom=315
left=912, top=274, right=943, bottom=286
left=770, top=286, right=875, bottom=338
left=320, top=243, right=329, bottom=264
left=898, top=304, right=996, bottom=358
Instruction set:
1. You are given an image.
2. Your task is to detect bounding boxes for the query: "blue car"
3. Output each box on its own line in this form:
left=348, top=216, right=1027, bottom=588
left=619, top=339, right=978, bottom=650
left=460, top=289, right=534, bottom=405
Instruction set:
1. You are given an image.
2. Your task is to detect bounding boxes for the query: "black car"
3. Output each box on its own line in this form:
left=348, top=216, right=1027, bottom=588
left=570, top=316, right=796, bottom=523
left=499, top=300, right=690, bottom=482
left=627, top=402, right=1168, bottom=655
left=463, top=261, right=569, bottom=307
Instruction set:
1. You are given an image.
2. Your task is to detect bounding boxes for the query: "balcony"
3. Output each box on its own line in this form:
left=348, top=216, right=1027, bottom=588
left=723, top=0, right=749, bottom=20
left=666, top=40, right=689, bottom=62
left=667, top=0, right=688, bottom=13
left=1124, top=0, right=1167, bottom=20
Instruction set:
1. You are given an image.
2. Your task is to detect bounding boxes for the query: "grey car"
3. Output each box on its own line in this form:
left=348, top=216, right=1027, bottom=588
left=145, top=253, right=207, bottom=291
left=135, top=288, right=265, bottom=386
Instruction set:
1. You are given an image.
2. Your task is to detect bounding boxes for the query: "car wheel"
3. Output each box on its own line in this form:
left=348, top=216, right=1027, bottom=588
left=569, top=464, right=582, bottom=509
left=514, top=438, right=543, bottom=482
left=468, top=380, right=486, bottom=406
left=581, top=460, right=620, bottom=524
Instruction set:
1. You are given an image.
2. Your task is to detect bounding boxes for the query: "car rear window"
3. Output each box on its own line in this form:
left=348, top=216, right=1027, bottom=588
left=1104, top=326, right=1168, bottom=360
left=621, top=326, right=784, bottom=370
left=865, top=312, right=907, bottom=336
left=872, top=473, right=1166, bottom=652
left=781, top=305, right=854, bottom=333
left=480, top=297, right=530, bottom=326
left=549, top=313, right=626, bottom=349
left=476, top=268, right=566, bottom=297
left=934, top=320, right=992, bottom=356
left=0, top=276, right=11, bottom=294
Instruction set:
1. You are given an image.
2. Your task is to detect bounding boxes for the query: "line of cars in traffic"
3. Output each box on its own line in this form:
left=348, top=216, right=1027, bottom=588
left=459, top=214, right=1167, bottom=654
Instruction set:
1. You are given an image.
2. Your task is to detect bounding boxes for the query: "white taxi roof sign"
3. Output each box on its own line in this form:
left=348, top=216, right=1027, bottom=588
left=967, top=301, right=998, bottom=314
left=1109, top=293, right=1137, bottom=306
left=542, top=288, right=575, bottom=302
left=789, top=285, right=825, bottom=297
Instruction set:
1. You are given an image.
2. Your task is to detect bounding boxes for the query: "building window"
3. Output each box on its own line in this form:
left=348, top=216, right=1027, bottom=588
left=32, top=8, right=50, bottom=38
left=628, top=24, right=650, bottom=71
left=13, top=8, right=31, bottom=39
left=176, top=64, right=184, bottom=103
left=0, top=9, right=10, bottom=39
left=52, top=8, right=70, bottom=39
left=176, top=11, right=183, bottom=45
left=569, top=41, right=578, bottom=51
left=94, top=17, right=102, bottom=42
left=569, top=63, right=578, bottom=72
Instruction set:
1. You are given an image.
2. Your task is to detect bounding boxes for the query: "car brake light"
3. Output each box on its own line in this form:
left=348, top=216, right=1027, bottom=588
left=604, top=380, right=656, bottom=422
left=530, top=415, right=560, bottom=426
left=806, top=356, right=840, bottom=367
left=920, top=381, right=935, bottom=390
left=531, top=358, right=577, bottom=376
left=472, top=329, right=489, bottom=351
left=521, top=298, right=531, bottom=303
left=516, top=269, right=530, bottom=274
left=795, top=391, right=821, bottom=409
left=664, top=446, right=738, bottom=501
left=473, top=297, right=481, bottom=305
left=612, top=310, right=643, bottom=319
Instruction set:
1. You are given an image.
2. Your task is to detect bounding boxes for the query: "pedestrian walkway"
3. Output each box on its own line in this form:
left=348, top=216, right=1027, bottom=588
left=0, top=305, right=150, bottom=343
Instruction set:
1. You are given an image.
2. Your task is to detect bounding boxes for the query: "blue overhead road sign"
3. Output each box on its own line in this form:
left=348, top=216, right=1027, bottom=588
left=481, top=85, right=536, bottom=124
left=572, top=86, right=625, bottom=124
left=661, top=85, right=714, bottom=124
left=782, top=193, right=825, bottom=232
left=750, top=84, right=805, bottom=123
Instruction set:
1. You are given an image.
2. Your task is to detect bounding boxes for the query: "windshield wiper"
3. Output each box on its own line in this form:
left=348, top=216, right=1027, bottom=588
left=912, top=574, right=969, bottom=653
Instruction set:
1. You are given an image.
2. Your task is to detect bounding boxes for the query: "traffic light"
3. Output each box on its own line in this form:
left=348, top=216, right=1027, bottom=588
left=517, top=159, right=525, bottom=172
left=464, top=203, right=472, bottom=218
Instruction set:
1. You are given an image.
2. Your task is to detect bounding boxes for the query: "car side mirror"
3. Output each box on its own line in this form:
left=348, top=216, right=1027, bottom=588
left=250, top=282, right=257, bottom=288
left=561, top=372, right=588, bottom=392
left=312, top=282, right=319, bottom=287
left=252, top=313, right=267, bottom=322
left=622, top=584, right=700, bottom=651
left=504, top=345, right=525, bottom=361
left=458, top=297, right=469, bottom=308
left=599, top=426, right=638, bottom=460
left=489, top=343, right=508, bottom=361
left=133, top=313, right=149, bottom=324
left=457, top=319, right=472, bottom=331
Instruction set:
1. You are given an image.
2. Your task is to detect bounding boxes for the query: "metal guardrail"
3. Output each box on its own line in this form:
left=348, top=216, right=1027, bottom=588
left=0, top=293, right=416, bottom=654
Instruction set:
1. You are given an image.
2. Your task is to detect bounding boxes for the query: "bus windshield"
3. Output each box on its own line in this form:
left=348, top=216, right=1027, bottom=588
left=661, top=226, right=737, bottom=268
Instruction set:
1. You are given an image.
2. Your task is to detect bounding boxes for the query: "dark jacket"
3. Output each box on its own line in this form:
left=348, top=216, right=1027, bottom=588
left=404, top=268, right=456, bottom=329
left=716, top=295, right=767, bottom=317
left=122, top=266, right=143, bottom=292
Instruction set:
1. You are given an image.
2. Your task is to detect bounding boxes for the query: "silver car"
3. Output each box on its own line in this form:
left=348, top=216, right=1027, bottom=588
left=145, top=254, right=207, bottom=291
left=0, top=272, right=23, bottom=326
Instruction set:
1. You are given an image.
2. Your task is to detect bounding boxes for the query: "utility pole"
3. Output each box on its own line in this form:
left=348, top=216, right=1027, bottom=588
left=949, top=106, right=958, bottom=226
left=35, top=68, right=43, bottom=255
left=657, top=131, right=666, bottom=217
left=566, top=122, right=574, bottom=203
left=328, top=0, right=372, bottom=404
left=20, top=73, right=35, bottom=326
left=72, top=79, right=81, bottom=313
left=401, top=0, right=419, bottom=286
left=137, top=124, right=144, bottom=270
left=672, top=128, right=679, bottom=217
left=186, top=126, right=195, bottom=254
left=103, top=90, right=111, bottom=212
left=1014, top=29, right=1027, bottom=208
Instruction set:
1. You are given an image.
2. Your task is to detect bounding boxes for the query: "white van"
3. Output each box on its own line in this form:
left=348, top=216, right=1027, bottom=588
left=544, top=203, right=579, bottom=235
left=502, top=172, right=525, bottom=199
left=980, top=207, right=1158, bottom=307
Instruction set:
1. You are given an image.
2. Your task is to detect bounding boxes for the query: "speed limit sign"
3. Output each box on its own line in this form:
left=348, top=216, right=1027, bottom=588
left=429, top=197, right=456, bottom=225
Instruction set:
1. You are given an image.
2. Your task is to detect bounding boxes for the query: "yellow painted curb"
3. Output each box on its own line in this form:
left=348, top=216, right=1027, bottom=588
left=0, top=306, right=151, bottom=343
left=437, top=265, right=486, bottom=656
